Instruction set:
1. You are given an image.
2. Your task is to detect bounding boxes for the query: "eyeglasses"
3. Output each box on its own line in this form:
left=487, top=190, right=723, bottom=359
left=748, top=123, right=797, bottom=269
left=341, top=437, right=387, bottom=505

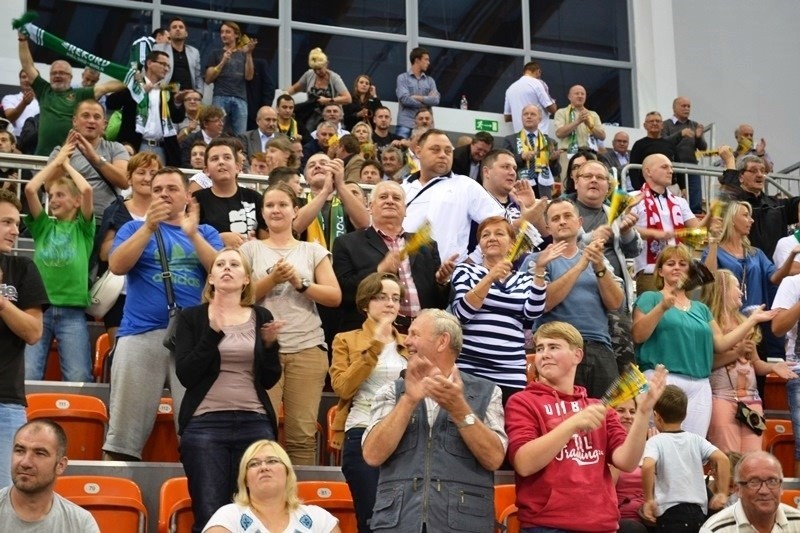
left=373, top=293, right=401, bottom=304
left=737, top=477, right=782, bottom=490
left=154, top=61, right=170, bottom=68
left=577, top=173, right=608, bottom=181
left=246, top=457, right=283, bottom=469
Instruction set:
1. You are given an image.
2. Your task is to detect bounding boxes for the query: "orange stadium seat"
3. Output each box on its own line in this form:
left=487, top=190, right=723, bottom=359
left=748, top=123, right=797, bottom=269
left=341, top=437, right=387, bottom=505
left=158, top=477, right=194, bottom=533
left=55, top=475, right=147, bottom=533
left=43, top=339, right=62, bottom=381
left=782, top=489, right=800, bottom=508
left=494, top=484, right=516, bottom=533
left=764, top=372, right=790, bottom=411
left=141, top=398, right=181, bottom=462
left=93, top=333, right=112, bottom=383
left=26, top=393, right=107, bottom=460
left=326, top=405, right=341, bottom=466
left=297, top=481, right=357, bottom=533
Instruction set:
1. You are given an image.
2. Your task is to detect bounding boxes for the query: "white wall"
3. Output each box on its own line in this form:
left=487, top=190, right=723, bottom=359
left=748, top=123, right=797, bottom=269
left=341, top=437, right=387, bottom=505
left=671, top=0, right=800, bottom=171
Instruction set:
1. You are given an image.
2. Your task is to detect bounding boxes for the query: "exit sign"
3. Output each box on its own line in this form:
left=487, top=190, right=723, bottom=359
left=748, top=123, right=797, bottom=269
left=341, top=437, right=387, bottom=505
left=475, top=119, right=499, bottom=132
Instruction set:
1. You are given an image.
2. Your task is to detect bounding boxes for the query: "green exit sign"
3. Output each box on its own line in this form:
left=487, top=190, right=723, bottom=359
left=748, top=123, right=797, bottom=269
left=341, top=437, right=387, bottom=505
left=475, top=119, right=499, bottom=132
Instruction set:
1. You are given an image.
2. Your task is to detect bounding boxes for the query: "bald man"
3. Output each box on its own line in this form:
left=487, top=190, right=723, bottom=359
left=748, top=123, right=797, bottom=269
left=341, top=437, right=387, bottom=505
left=662, top=96, right=706, bottom=213
left=241, top=106, right=278, bottom=158
left=553, top=85, right=605, bottom=178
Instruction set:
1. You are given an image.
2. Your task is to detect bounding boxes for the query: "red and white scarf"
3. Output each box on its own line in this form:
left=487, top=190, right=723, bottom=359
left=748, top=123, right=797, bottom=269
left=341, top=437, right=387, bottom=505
left=642, top=183, right=684, bottom=264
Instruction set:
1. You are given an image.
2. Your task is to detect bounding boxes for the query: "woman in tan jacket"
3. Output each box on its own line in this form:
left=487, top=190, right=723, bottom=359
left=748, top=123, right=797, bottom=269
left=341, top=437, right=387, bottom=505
left=329, top=272, right=408, bottom=533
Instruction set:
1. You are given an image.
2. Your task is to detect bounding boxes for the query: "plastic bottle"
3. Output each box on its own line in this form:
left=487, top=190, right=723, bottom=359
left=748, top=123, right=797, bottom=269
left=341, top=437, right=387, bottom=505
left=460, top=95, right=468, bottom=110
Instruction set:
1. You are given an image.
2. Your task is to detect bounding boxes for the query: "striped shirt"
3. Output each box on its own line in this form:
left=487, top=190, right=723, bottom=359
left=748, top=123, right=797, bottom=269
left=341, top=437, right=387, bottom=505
left=450, top=263, right=546, bottom=389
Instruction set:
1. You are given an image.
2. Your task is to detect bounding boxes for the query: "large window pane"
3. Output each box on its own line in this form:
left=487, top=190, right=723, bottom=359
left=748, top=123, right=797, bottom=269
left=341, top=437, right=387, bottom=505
left=423, top=47, right=523, bottom=113
left=164, top=0, right=278, bottom=19
left=531, top=0, right=630, bottom=61
left=292, top=0, right=405, bottom=34
left=25, top=1, right=153, bottom=67
left=419, top=0, right=523, bottom=48
left=536, top=60, right=632, bottom=126
left=290, top=31, right=406, bottom=105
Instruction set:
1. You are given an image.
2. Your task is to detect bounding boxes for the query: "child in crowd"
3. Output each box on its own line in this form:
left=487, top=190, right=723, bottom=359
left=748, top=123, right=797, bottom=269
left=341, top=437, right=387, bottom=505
left=642, top=385, right=730, bottom=530
left=505, top=321, right=666, bottom=532
left=23, top=139, right=94, bottom=382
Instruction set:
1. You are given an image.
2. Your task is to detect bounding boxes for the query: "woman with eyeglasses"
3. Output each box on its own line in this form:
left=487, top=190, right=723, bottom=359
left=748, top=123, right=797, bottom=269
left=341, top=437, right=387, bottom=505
left=451, top=216, right=564, bottom=404
left=176, top=89, right=203, bottom=144
left=203, top=439, right=340, bottom=533
left=329, top=272, right=408, bottom=533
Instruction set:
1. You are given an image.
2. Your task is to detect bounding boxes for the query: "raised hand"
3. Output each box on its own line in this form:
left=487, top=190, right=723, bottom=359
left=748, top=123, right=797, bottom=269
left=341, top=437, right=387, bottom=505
left=180, top=198, right=200, bottom=237
left=487, top=259, right=513, bottom=283
left=637, top=364, right=667, bottom=414
left=423, top=366, right=467, bottom=414
left=435, top=253, right=458, bottom=285
left=260, top=320, right=285, bottom=347
left=372, top=315, right=394, bottom=344
left=535, top=241, right=567, bottom=269
left=377, top=250, right=402, bottom=274
left=748, top=306, right=778, bottom=324
left=618, top=211, right=639, bottom=234
left=144, top=198, right=171, bottom=231
left=269, top=258, right=296, bottom=285
left=568, top=403, right=607, bottom=432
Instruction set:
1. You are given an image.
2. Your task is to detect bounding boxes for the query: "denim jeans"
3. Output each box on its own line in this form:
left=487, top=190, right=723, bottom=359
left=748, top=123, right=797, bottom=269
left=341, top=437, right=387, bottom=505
left=0, top=404, right=27, bottom=489
left=394, top=125, right=412, bottom=140
left=24, top=306, right=92, bottom=382
left=342, top=427, right=380, bottom=533
left=180, top=411, right=274, bottom=533
left=212, top=95, right=248, bottom=136
left=687, top=173, right=702, bottom=213
left=787, top=377, right=800, bottom=461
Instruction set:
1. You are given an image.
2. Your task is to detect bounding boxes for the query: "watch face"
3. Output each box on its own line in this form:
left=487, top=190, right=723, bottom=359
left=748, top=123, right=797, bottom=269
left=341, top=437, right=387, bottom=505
left=302, top=278, right=311, bottom=288
left=465, top=414, right=476, bottom=425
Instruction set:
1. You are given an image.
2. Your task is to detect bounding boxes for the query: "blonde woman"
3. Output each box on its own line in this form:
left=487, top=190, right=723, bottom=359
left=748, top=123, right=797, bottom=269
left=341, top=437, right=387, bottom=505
left=204, top=440, right=340, bottom=532
left=286, top=48, right=351, bottom=132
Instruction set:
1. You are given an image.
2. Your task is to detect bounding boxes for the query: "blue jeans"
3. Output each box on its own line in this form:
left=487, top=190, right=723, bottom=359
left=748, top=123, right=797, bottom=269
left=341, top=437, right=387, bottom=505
left=342, top=427, right=380, bottom=533
left=0, top=404, right=26, bottom=489
left=787, top=378, right=800, bottom=460
left=180, top=410, right=274, bottom=533
left=687, top=173, right=702, bottom=213
left=394, top=125, right=412, bottom=139
left=212, top=95, right=248, bottom=136
left=24, top=306, right=92, bottom=382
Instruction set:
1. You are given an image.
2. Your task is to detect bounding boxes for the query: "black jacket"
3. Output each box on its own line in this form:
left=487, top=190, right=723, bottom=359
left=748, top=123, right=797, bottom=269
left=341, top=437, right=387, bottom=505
left=174, top=304, right=281, bottom=435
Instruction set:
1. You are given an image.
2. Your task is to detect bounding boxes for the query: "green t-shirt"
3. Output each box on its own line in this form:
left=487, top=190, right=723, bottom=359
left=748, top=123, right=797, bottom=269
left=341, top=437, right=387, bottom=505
left=32, top=75, right=95, bottom=156
left=25, top=210, right=95, bottom=307
left=634, top=291, right=714, bottom=378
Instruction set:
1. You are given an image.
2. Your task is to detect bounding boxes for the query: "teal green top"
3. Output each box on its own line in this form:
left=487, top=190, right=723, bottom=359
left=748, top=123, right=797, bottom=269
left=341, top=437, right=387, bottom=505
left=634, top=291, right=714, bottom=378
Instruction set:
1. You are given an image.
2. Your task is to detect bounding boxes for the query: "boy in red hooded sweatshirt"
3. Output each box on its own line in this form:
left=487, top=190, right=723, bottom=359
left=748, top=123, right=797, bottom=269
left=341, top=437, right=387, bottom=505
left=505, top=322, right=667, bottom=532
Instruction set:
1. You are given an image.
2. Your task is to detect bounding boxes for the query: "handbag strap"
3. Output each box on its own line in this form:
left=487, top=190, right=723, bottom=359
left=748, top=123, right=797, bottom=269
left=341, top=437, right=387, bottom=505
left=724, top=363, right=740, bottom=402
left=153, top=227, right=178, bottom=310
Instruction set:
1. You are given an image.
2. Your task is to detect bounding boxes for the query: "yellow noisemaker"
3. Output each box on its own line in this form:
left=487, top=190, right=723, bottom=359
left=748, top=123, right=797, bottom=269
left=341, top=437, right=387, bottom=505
left=675, top=227, right=708, bottom=249
left=399, top=220, right=432, bottom=259
left=360, top=142, right=375, bottom=160
left=601, top=364, right=649, bottom=408
left=710, top=200, right=728, bottom=219
left=607, top=187, right=632, bottom=224
left=236, top=34, right=251, bottom=49
left=506, top=221, right=530, bottom=263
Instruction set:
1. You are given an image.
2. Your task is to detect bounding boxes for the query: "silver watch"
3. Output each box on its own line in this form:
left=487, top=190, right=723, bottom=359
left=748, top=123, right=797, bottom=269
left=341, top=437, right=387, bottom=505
left=456, top=413, right=476, bottom=429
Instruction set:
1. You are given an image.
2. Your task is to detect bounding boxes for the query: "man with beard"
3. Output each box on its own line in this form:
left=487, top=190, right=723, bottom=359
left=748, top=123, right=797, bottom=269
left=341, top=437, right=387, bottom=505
left=0, top=420, right=98, bottom=531
left=371, top=106, right=402, bottom=151
left=17, top=34, right=125, bottom=156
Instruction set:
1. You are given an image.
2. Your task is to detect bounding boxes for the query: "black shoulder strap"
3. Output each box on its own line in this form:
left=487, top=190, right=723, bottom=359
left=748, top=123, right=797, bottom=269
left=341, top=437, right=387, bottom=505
left=153, top=228, right=178, bottom=310
left=405, top=175, right=447, bottom=208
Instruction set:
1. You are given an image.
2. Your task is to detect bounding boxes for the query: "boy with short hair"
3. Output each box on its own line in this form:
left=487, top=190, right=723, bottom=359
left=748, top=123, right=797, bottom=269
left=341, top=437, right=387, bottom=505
left=505, top=321, right=667, bottom=532
left=23, top=140, right=94, bottom=382
left=642, top=385, right=730, bottom=530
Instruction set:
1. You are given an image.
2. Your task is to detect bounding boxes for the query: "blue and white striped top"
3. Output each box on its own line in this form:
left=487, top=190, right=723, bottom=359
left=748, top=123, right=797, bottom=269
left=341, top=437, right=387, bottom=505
left=450, top=263, right=546, bottom=390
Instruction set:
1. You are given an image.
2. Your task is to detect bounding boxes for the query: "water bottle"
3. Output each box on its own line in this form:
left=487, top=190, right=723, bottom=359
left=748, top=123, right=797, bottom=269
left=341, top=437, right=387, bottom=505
left=460, top=95, right=468, bottom=110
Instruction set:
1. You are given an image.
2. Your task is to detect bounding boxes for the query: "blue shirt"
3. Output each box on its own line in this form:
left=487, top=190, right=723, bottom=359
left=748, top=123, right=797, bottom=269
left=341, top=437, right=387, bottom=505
left=395, top=70, right=439, bottom=128
left=113, top=221, right=223, bottom=336
left=701, top=245, right=777, bottom=307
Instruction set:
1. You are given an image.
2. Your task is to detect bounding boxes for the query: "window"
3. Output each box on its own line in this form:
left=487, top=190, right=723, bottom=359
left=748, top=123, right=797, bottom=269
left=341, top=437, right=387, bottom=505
left=419, top=0, right=523, bottom=48
left=165, top=0, right=278, bottom=19
left=292, top=0, right=405, bottom=34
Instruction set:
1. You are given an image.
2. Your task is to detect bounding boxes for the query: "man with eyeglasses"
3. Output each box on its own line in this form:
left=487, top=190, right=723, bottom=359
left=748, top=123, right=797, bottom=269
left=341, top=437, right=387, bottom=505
left=17, top=32, right=126, bottom=156
left=106, top=51, right=187, bottom=167
left=628, top=111, right=677, bottom=191
left=700, top=451, right=800, bottom=532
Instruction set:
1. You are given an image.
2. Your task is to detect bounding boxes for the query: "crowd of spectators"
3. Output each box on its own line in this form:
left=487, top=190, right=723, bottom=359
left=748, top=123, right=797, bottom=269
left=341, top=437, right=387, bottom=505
left=3, top=22, right=800, bottom=533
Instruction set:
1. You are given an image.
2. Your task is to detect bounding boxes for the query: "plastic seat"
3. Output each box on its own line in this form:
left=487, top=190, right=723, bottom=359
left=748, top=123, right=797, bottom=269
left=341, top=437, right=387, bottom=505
left=767, top=433, right=796, bottom=478
left=158, top=477, right=194, bottom=533
left=497, top=504, right=520, bottom=533
left=141, top=398, right=181, bottom=462
left=55, top=475, right=148, bottom=533
left=765, top=372, right=790, bottom=411
left=26, top=393, right=107, bottom=460
left=326, top=405, right=341, bottom=466
left=297, top=481, right=356, bottom=532
left=93, top=333, right=112, bottom=383
left=494, top=484, right=516, bottom=533
left=781, top=488, right=800, bottom=508
left=43, top=338, right=63, bottom=381
left=764, top=419, right=793, bottom=450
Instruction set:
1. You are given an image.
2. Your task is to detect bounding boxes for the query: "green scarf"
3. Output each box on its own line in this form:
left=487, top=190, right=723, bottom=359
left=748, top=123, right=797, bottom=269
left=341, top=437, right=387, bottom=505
left=13, top=11, right=144, bottom=104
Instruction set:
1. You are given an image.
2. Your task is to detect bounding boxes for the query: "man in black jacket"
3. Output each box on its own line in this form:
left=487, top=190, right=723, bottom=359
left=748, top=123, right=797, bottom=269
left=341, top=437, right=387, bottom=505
left=332, top=180, right=455, bottom=334
left=451, top=131, right=494, bottom=182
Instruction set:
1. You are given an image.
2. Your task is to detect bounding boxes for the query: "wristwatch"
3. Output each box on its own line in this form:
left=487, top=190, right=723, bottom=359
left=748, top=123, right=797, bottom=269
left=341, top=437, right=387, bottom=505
left=97, top=156, right=108, bottom=166
left=595, top=268, right=607, bottom=278
left=456, top=413, right=477, bottom=429
left=296, top=278, right=312, bottom=293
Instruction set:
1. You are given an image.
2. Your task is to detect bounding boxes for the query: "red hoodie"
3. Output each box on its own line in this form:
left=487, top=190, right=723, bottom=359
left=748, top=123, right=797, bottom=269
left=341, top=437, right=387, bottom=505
left=505, top=381, right=627, bottom=532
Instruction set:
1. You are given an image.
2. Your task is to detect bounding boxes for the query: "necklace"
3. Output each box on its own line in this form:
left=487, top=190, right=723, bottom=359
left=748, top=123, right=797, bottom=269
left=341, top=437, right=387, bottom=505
left=675, top=300, right=691, bottom=312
